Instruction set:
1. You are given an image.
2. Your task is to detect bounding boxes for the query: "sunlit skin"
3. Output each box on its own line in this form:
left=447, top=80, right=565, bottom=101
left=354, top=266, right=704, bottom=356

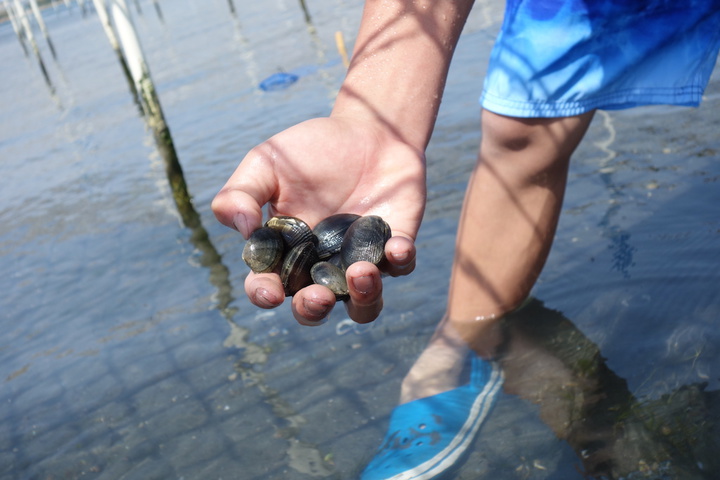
left=214, top=0, right=474, bottom=325
left=212, top=0, right=594, bottom=402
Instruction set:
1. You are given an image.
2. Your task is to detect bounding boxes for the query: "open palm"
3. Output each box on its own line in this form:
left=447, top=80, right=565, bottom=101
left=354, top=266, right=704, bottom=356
left=213, top=115, right=427, bottom=324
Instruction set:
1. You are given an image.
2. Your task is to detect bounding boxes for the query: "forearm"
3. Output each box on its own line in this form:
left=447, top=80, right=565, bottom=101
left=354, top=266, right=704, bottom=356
left=332, top=0, right=475, bottom=151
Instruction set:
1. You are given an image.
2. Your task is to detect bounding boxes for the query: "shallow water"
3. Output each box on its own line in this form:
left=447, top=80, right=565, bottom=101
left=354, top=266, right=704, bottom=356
left=1, top=1, right=719, bottom=479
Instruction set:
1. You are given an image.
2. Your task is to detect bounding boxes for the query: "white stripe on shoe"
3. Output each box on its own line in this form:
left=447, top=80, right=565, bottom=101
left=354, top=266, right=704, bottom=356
left=387, top=362, right=504, bottom=480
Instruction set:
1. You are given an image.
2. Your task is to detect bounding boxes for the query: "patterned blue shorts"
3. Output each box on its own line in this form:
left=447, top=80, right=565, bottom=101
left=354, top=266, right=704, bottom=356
left=480, top=0, right=720, bottom=117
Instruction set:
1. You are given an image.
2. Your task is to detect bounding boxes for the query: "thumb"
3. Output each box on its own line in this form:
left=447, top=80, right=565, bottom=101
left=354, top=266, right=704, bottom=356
left=212, top=148, right=277, bottom=239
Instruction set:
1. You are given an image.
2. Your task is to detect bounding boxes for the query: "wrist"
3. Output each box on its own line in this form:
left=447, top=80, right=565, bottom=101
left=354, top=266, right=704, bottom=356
left=331, top=0, right=473, bottom=152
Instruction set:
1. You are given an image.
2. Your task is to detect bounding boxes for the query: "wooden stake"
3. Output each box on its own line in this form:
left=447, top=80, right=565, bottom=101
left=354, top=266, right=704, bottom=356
left=12, top=0, right=54, bottom=90
left=28, top=0, right=57, bottom=59
left=4, top=0, right=30, bottom=57
left=91, top=0, right=139, bottom=106
left=335, top=31, right=349, bottom=68
left=152, top=0, right=162, bottom=22
left=110, top=0, right=157, bottom=114
left=110, top=0, right=183, bottom=209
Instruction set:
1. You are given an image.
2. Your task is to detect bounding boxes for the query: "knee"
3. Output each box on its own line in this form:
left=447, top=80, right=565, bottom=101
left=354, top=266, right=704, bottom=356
left=481, top=111, right=536, bottom=154
left=479, top=109, right=594, bottom=173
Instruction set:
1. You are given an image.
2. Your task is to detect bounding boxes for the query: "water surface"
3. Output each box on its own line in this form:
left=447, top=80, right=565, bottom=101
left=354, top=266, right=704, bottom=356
left=1, top=1, right=718, bottom=479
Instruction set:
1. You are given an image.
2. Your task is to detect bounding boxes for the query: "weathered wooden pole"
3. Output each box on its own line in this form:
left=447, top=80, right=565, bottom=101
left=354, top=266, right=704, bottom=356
left=298, top=0, right=311, bottom=24
left=335, top=31, right=349, bottom=68
left=91, top=0, right=139, bottom=105
left=12, top=0, right=54, bottom=90
left=4, top=0, right=30, bottom=57
left=28, top=0, right=57, bottom=59
left=151, top=0, right=162, bottom=23
left=110, top=0, right=158, bottom=117
left=76, top=0, right=87, bottom=16
left=110, top=0, right=185, bottom=216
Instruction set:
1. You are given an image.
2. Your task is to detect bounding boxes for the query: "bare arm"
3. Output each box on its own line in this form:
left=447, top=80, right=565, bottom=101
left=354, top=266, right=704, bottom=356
left=334, top=0, right=475, bottom=151
left=212, top=0, right=475, bottom=325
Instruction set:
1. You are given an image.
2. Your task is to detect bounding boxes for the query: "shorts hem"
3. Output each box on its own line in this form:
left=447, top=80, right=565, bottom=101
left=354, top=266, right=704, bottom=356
left=480, top=85, right=706, bottom=118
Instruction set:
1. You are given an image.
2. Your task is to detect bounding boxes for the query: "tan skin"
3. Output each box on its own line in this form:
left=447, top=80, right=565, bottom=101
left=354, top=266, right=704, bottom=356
left=401, top=110, right=595, bottom=402
left=213, top=1, right=595, bottom=403
left=213, top=116, right=425, bottom=325
left=214, top=0, right=474, bottom=325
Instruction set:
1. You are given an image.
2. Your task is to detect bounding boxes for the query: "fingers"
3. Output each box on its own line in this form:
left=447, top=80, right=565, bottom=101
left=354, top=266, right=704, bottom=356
left=211, top=147, right=277, bottom=239
left=344, top=261, right=384, bottom=324
left=291, top=284, right=337, bottom=326
left=244, top=241, right=411, bottom=326
left=289, top=261, right=384, bottom=326
left=248, top=262, right=383, bottom=326
left=244, top=272, right=285, bottom=309
left=245, top=260, right=391, bottom=327
left=384, top=235, right=416, bottom=277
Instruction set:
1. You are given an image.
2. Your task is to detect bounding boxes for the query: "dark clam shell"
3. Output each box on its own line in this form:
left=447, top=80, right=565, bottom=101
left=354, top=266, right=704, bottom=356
left=281, top=241, right=320, bottom=296
left=242, top=227, right=284, bottom=273
left=325, top=252, right=344, bottom=270
left=313, top=213, right=361, bottom=260
left=266, top=215, right=317, bottom=249
left=310, top=261, right=349, bottom=300
left=340, top=215, right=392, bottom=269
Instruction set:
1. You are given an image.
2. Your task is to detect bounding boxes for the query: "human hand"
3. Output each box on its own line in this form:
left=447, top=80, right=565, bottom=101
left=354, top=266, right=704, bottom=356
left=212, top=115, right=426, bottom=325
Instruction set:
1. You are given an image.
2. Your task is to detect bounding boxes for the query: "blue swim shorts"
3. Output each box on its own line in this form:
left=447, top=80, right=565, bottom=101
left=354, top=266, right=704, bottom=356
left=480, top=0, right=720, bottom=117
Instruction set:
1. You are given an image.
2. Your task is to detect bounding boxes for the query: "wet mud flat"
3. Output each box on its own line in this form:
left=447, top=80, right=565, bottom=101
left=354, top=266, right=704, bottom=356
left=1, top=0, right=719, bottom=478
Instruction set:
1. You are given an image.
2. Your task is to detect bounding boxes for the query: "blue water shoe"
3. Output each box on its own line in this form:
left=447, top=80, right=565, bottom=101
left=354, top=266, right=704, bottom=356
left=361, top=356, right=503, bottom=480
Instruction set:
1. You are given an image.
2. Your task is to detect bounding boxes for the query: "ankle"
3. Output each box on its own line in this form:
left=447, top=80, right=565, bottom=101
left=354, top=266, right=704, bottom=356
left=399, top=339, right=468, bottom=404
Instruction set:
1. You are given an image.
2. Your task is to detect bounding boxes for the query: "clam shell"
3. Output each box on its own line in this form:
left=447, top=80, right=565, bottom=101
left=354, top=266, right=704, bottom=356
left=242, top=227, right=284, bottom=273
left=313, top=213, right=361, bottom=260
left=340, top=215, right=391, bottom=269
left=325, top=252, right=344, bottom=270
left=280, top=241, right=319, bottom=296
left=266, top=215, right=317, bottom=249
left=311, top=261, right=349, bottom=300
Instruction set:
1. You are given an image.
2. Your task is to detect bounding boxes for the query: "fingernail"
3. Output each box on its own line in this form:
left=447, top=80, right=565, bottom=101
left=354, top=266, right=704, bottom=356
left=351, top=275, right=374, bottom=295
left=302, top=298, right=331, bottom=319
left=233, top=213, right=250, bottom=238
left=394, top=262, right=413, bottom=272
left=255, top=288, right=277, bottom=308
left=391, top=251, right=409, bottom=263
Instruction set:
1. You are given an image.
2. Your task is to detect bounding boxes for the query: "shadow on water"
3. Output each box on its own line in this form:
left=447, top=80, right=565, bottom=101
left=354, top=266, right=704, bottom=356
left=2, top=1, right=716, bottom=477
left=92, top=0, right=345, bottom=472
left=500, top=299, right=719, bottom=480
left=152, top=115, right=337, bottom=478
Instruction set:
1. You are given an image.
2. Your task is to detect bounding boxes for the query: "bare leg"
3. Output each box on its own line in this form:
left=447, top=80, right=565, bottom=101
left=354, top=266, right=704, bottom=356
left=400, top=109, right=595, bottom=403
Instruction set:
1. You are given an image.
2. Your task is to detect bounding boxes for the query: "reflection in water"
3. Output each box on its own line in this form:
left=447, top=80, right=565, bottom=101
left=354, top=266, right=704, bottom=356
left=379, top=297, right=718, bottom=478
left=152, top=0, right=163, bottom=23
left=4, top=1, right=30, bottom=57
left=124, top=0, right=344, bottom=472
left=154, top=111, right=334, bottom=478
left=500, top=299, right=719, bottom=479
left=593, top=111, right=638, bottom=279
left=298, top=0, right=312, bottom=25
left=28, top=0, right=58, bottom=60
left=91, top=0, right=142, bottom=110
left=10, top=0, right=55, bottom=94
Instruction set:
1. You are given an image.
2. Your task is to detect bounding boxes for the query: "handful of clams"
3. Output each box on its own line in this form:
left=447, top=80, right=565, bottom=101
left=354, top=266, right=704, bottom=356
left=242, top=214, right=392, bottom=299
